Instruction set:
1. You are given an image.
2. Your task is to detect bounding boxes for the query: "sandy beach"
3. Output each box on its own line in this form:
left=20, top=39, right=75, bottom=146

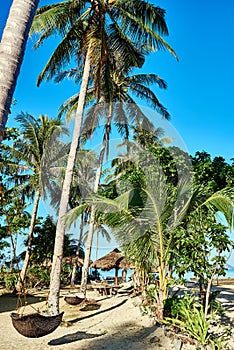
left=1, top=282, right=234, bottom=350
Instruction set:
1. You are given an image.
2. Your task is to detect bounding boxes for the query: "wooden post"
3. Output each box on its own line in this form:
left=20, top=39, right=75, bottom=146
left=122, top=269, right=127, bottom=282
left=115, top=268, right=119, bottom=284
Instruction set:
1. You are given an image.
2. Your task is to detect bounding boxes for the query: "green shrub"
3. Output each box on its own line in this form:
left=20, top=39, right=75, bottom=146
left=208, top=291, right=224, bottom=316
left=26, top=266, right=50, bottom=288
left=164, top=293, right=211, bottom=346
left=164, top=293, right=231, bottom=349
left=4, top=271, right=18, bottom=289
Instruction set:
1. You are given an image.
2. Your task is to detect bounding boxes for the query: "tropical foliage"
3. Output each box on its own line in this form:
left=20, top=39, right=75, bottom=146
left=0, top=114, right=67, bottom=291
left=29, top=0, right=177, bottom=313
left=77, top=139, right=234, bottom=323
left=1, top=1, right=234, bottom=347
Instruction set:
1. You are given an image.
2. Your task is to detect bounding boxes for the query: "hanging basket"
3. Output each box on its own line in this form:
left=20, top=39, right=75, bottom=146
left=10, top=311, right=64, bottom=338
left=64, top=296, right=84, bottom=305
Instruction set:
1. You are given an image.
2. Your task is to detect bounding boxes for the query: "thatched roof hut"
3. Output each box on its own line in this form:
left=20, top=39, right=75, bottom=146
left=90, top=248, right=133, bottom=284
left=119, top=257, right=134, bottom=271
left=90, top=248, right=123, bottom=271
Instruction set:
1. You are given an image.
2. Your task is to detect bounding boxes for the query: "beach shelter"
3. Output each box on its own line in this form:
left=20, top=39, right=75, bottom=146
left=90, top=248, right=125, bottom=284
left=119, top=258, right=134, bottom=282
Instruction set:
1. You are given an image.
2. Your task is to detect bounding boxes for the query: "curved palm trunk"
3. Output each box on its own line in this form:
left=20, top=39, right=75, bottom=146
left=80, top=109, right=112, bottom=296
left=0, top=0, right=39, bottom=142
left=15, top=190, right=40, bottom=293
left=48, top=50, right=91, bottom=315
left=70, top=212, right=84, bottom=288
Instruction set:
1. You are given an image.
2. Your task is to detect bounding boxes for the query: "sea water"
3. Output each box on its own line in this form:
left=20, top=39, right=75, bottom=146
left=97, top=269, right=234, bottom=283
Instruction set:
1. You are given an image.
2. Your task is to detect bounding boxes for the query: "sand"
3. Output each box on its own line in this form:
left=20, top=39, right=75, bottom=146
left=0, top=282, right=234, bottom=350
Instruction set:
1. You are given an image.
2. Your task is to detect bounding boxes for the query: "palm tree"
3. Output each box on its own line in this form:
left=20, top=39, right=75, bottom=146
left=3, top=113, right=67, bottom=292
left=60, top=61, right=171, bottom=295
left=87, top=161, right=234, bottom=321
left=31, top=0, right=176, bottom=314
left=0, top=0, right=39, bottom=142
left=68, top=150, right=97, bottom=288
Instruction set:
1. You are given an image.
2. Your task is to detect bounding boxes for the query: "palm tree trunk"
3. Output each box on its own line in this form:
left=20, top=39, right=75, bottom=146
left=70, top=212, right=84, bottom=288
left=156, top=264, right=168, bottom=321
left=96, top=231, right=99, bottom=261
left=48, top=50, right=91, bottom=315
left=15, top=190, right=40, bottom=293
left=0, top=0, right=39, bottom=142
left=80, top=107, right=112, bottom=296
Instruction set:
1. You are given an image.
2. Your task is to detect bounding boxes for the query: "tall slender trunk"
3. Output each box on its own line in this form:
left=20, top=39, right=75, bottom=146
left=70, top=212, right=84, bottom=288
left=80, top=107, right=112, bottom=296
left=10, top=234, right=17, bottom=269
left=0, top=184, right=20, bottom=272
left=48, top=50, right=91, bottom=315
left=0, top=0, right=39, bottom=142
left=96, top=231, right=99, bottom=260
left=157, top=264, right=168, bottom=321
left=15, top=190, right=40, bottom=292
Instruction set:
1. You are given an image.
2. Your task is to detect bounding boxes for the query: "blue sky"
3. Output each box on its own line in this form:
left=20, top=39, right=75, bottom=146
left=1, top=0, right=234, bottom=162
left=1, top=1, right=234, bottom=265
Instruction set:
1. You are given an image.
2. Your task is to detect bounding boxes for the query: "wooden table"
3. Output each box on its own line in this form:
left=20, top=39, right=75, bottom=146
left=91, top=281, right=121, bottom=296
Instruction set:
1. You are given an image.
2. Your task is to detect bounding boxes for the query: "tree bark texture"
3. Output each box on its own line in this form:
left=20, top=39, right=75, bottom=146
left=70, top=212, right=84, bottom=288
left=15, top=190, right=40, bottom=292
left=0, top=0, right=39, bottom=141
left=48, top=51, right=91, bottom=315
left=80, top=110, right=112, bottom=296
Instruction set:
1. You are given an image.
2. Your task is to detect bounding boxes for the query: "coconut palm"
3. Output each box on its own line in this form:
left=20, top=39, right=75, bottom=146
left=68, top=150, right=97, bottom=288
left=0, top=0, right=39, bottom=142
left=31, top=0, right=176, bottom=314
left=88, top=174, right=234, bottom=321
left=59, top=61, right=171, bottom=295
left=2, top=113, right=67, bottom=292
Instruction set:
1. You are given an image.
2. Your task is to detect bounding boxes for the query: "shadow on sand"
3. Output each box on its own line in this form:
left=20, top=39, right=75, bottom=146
left=48, top=323, right=158, bottom=348
left=69, top=297, right=128, bottom=324
left=48, top=331, right=103, bottom=345
left=47, top=295, right=159, bottom=348
left=0, top=292, right=47, bottom=313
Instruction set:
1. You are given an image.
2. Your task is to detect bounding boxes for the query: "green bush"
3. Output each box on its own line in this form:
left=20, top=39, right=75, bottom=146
left=164, top=293, right=231, bottom=349
left=164, top=293, right=211, bottom=346
left=4, top=271, right=19, bottom=289
left=208, top=291, right=224, bottom=316
left=26, top=266, right=50, bottom=288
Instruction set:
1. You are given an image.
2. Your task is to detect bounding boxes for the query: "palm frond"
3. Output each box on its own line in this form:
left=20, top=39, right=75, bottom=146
left=108, top=22, right=145, bottom=68
left=64, top=203, right=90, bottom=229
left=201, top=188, right=234, bottom=229
left=129, top=83, right=169, bottom=119
left=127, top=73, right=167, bottom=89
